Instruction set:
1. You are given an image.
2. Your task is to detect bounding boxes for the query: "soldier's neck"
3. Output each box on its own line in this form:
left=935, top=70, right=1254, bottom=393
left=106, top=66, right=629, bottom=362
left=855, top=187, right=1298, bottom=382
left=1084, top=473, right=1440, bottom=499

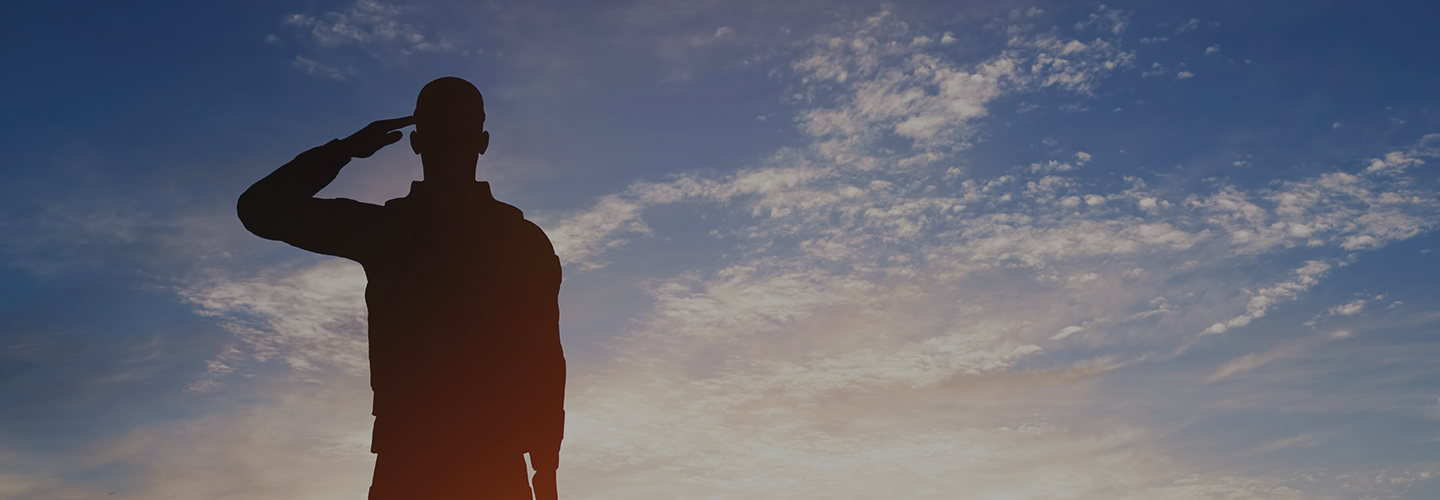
left=420, top=153, right=480, bottom=183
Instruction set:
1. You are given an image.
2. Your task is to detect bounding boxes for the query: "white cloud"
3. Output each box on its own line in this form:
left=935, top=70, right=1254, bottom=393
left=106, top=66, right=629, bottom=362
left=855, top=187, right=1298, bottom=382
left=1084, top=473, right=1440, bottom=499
left=284, top=0, right=448, bottom=52
left=1203, top=260, right=1330, bottom=335
left=1073, top=6, right=1129, bottom=35
left=1190, top=167, right=1439, bottom=255
left=545, top=194, right=651, bottom=272
left=1365, top=150, right=1426, bottom=174
left=1052, top=325, right=1083, bottom=340
left=1174, top=18, right=1201, bottom=34
left=787, top=10, right=1133, bottom=166
left=181, top=260, right=370, bottom=377
left=0, top=175, right=252, bottom=277
left=1205, top=346, right=1291, bottom=382
left=1141, top=62, right=1166, bottom=78
left=1304, top=294, right=1386, bottom=326
left=72, top=377, right=374, bottom=500
left=1328, top=298, right=1369, bottom=316
left=277, top=0, right=459, bottom=78
left=290, top=55, right=350, bottom=80
left=1030, top=160, right=1077, bottom=173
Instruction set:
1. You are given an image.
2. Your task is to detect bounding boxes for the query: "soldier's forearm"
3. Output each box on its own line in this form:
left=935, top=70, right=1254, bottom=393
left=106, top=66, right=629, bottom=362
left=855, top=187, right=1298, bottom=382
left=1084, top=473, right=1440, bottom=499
left=245, top=140, right=352, bottom=201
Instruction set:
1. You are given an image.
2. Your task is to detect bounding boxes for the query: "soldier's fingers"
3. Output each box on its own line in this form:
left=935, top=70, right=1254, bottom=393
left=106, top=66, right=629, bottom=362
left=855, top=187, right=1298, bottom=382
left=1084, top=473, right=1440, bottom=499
left=370, top=116, right=416, bottom=132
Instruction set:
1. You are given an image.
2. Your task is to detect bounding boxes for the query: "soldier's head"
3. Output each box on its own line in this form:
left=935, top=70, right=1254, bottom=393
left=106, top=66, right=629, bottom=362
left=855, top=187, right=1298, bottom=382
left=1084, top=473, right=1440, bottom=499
left=410, top=77, right=490, bottom=171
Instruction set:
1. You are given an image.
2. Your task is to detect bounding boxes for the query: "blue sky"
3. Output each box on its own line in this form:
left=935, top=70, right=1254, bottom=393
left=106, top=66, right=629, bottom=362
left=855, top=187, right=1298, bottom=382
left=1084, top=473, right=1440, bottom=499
left=3, top=0, right=1440, bottom=498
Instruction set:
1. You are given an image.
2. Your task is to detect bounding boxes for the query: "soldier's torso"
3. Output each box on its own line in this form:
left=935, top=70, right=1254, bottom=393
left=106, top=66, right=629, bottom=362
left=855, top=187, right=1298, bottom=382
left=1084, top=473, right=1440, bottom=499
left=358, top=190, right=560, bottom=428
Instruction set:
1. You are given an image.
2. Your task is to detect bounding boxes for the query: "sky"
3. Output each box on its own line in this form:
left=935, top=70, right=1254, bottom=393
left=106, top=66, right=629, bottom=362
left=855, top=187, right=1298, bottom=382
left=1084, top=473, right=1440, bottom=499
left=3, top=0, right=1440, bottom=498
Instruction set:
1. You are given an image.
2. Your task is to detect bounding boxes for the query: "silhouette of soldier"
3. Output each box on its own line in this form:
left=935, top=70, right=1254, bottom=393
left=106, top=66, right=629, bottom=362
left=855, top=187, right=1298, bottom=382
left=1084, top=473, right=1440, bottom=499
left=238, top=77, right=564, bottom=500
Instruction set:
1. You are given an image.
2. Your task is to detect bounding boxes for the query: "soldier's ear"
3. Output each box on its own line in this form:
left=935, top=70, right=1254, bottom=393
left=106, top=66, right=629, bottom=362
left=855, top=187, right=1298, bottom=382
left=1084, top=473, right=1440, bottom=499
left=409, top=130, right=423, bottom=155
left=478, top=130, right=490, bottom=155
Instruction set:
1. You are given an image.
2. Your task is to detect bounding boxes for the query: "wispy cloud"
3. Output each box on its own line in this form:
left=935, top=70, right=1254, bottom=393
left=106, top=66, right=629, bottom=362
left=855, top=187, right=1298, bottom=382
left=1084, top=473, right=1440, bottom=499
left=275, top=0, right=463, bottom=78
left=1248, top=433, right=1325, bottom=453
left=290, top=55, right=351, bottom=81
left=283, top=0, right=452, bottom=53
left=82, top=377, right=374, bottom=499
left=0, top=177, right=248, bottom=277
left=1205, top=345, right=1294, bottom=383
left=181, top=260, right=370, bottom=379
left=1200, top=260, right=1330, bottom=336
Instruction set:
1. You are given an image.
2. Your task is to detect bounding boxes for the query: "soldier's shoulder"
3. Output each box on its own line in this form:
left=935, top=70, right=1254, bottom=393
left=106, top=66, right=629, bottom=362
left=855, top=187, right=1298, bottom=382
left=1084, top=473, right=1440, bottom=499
left=493, top=199, right=526, bottom=219
left=489, top=200, right=547, bottom=234
left=518, top=215, right=554, bottom=244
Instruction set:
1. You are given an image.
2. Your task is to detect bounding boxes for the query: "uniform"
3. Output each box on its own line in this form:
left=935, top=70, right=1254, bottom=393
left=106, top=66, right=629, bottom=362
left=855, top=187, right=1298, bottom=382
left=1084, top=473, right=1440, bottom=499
left=239, top=140, right=565, bottom=499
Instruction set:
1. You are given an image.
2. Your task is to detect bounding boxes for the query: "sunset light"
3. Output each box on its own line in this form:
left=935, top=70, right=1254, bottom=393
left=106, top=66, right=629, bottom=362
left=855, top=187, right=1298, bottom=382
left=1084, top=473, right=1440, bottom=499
left=3, top=1, right=1440, bottom=499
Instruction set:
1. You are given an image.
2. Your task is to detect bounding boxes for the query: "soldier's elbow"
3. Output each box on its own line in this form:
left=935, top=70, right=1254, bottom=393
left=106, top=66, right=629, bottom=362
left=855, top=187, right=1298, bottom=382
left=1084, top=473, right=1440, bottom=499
left=236, top=191, right=285, bottom=241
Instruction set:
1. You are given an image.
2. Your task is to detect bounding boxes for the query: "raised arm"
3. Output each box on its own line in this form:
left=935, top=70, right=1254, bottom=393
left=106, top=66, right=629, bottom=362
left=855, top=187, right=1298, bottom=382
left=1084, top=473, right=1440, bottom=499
left=237, top=117, right=414, bottom=258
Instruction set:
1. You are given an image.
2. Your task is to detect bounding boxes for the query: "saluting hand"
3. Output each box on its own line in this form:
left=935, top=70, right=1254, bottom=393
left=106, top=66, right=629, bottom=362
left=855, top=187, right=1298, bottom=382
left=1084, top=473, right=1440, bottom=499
left=338, top=116, right=416, bottom=158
